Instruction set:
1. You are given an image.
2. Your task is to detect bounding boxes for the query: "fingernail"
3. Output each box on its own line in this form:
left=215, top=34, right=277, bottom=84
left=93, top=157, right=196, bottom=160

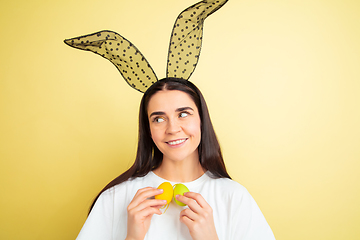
left=158, top=189, right=163, bottom=192
left=175, top=194, right=180, bottom=198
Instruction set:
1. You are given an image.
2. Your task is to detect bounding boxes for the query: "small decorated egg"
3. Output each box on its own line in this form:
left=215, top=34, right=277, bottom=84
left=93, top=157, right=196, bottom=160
left=173, top=183, right=189, bottom=206
left=155, top=182, right=173, bottom=204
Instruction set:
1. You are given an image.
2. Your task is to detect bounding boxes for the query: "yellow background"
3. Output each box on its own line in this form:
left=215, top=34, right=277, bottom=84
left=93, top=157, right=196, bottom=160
left=1, top=0, right=359, bottom=239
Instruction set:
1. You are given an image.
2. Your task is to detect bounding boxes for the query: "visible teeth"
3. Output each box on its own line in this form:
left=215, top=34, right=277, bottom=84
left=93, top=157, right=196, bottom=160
left=168, top=139, right=186, bottom=145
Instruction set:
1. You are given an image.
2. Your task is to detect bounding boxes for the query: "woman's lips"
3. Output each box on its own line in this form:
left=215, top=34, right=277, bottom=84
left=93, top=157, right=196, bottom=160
left=166, top=138, right=187, bottom=146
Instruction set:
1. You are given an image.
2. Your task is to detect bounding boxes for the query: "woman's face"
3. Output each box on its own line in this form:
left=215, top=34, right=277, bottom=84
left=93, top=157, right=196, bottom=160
left=147, top=90, right=201, bottom=164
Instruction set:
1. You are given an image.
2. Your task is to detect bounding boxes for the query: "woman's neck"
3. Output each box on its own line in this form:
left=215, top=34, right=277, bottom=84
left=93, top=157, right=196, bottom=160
left=153, top=158, right=205, bottom=183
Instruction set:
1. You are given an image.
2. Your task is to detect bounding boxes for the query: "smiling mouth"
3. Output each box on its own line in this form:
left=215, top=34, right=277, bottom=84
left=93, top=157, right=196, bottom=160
left=167, top=138, right=187, bottom=146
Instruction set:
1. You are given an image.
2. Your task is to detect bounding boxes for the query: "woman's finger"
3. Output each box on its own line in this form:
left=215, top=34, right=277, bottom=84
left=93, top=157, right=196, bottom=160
left=179, top=213, right=194, bottom=228
left=180, top=207, right=198, bottom=222
left=131, top=204, right=163, bottom=218
left=128, top=187, right=163, bottom=209
left=131, top=198, right=167, bottom=213
left=184, top=192, right=210, bottom=209
left=175, top=192, right=202, bottom=213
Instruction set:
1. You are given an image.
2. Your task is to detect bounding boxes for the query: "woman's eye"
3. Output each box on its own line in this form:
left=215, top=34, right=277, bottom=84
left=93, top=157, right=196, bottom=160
left=179, top=112, right=188, bottom=118
left=154, top=117, right=165, bottom=123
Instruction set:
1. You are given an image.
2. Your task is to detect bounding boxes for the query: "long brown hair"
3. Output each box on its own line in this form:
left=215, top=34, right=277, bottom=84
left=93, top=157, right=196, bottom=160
left=89, top=78, right=231, bottom=213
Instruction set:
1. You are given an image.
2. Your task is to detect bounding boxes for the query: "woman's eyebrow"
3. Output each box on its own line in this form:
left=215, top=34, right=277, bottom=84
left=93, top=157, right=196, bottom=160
left=176, top=107, right=194, bottom=112
left=149, top=111, right=165, bottom=118
left=149, top=107, right=193, bottom=118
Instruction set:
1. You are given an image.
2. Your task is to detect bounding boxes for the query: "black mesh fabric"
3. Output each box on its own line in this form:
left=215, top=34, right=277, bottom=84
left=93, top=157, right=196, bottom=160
left=64, top=0, right=228, bottom=93
left=167, top=0, right=228, bottom=79
left=64, top=31, right=157, bottom=93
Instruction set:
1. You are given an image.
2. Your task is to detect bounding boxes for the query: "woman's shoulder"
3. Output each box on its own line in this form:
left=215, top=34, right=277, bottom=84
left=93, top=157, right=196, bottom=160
left=204, top=172, right=250, bottom=196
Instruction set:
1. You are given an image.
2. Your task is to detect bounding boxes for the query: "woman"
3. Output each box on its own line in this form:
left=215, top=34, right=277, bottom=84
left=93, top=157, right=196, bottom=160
left=76, top=78, right=275, bottom=240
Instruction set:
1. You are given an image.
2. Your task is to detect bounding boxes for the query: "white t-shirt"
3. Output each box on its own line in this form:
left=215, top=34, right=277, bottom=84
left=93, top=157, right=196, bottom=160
left=76, top=171, right=275, bottom=240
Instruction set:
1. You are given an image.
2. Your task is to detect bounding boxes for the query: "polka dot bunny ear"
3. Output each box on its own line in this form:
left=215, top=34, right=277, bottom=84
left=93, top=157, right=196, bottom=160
left=64, top=31, right=157, bottom=93
left=64, top=0, right=228, bottom=93
left=167, top=0, right=229, bottom=79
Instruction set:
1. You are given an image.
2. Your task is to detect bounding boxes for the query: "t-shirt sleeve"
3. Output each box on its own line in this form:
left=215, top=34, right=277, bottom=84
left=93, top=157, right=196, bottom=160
left=230, top=186, right=276, bottom=240
left=76, top=189, right=116, bottom=240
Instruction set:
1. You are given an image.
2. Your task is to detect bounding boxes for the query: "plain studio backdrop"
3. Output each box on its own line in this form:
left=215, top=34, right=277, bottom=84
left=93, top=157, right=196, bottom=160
left=0, top=0, right=359, bottom=239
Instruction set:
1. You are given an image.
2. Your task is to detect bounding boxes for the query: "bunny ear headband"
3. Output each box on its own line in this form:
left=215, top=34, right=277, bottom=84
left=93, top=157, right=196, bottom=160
left=64, top=0, right=228, bottom=93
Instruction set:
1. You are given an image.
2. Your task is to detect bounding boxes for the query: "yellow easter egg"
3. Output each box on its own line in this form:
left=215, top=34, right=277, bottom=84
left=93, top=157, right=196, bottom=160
left=155, top=182, right=173, bottom=204
left=173, top=183, right=189, bottom=206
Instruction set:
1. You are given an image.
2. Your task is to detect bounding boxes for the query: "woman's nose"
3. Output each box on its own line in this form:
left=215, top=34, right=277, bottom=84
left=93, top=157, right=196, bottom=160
left=166, top=119, right=181, bottom=134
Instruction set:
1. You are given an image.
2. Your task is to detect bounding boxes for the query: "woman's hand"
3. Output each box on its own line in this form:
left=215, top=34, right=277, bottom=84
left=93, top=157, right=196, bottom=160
left=126, top=187, right=167, bottom=240
left=176, top=192, right=219, bottom=240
